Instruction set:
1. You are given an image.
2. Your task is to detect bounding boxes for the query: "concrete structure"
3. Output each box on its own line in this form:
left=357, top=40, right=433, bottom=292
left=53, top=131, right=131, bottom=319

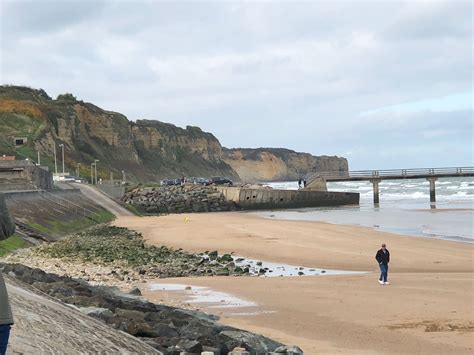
left=0, top=160, right=53, bottom=191
left=0, top=192, right=15, bottom=239
left=315, top=167, right=474, bottom=205
left=217, top=186, right=359, bottom=210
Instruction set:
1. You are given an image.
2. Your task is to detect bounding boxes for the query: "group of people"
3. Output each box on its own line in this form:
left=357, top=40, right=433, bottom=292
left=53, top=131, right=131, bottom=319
left=297, top=178, right=307, bottom=189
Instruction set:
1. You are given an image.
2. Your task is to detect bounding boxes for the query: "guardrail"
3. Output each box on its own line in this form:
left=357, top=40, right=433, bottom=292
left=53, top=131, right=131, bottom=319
left=315, top=166, right=474, bottom=180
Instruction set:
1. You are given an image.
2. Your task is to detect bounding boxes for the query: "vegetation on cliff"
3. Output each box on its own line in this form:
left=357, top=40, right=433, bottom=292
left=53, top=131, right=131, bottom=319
left=0, top=85, right=348, bottom=183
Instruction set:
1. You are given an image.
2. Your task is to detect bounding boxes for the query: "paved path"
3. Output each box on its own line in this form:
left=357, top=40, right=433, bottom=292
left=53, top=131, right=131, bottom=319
left=70, top=183, right=134, bottom=216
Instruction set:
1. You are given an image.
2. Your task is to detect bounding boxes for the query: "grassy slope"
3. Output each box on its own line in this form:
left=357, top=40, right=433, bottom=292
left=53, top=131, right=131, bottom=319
left=0, top=235, right=30, bottom=257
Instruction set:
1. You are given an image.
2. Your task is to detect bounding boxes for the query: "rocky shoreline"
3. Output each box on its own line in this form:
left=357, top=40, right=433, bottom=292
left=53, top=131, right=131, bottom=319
left=122, top=185, right=239, bottom=214
left=2, top=263, right=301, bottom=354
left=2, top=225, right=303, bottom=353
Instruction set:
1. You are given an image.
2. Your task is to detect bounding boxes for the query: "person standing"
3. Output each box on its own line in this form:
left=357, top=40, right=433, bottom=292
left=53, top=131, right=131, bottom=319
left=0, top=272, right=13, bottom=355
left=375, top=243, right=390, bottom=285
left=297, top=178, right=302, bottom=189
left=303, top=179, right=307, bottom=188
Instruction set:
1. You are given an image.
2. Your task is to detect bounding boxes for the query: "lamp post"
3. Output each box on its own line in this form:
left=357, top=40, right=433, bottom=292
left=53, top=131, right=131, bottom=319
left=59, top=144, right=65, bottom=175
left=90, top=163, right=94, bottom=184
left=53, top=142, right=58, bottom=174
left=76, top=163, right=81, bottom=178
left=121, top=170, right=126, bottom=185
left=37, top=150, right=41, bottom=165
left=94, top=159, right=99, bottom=185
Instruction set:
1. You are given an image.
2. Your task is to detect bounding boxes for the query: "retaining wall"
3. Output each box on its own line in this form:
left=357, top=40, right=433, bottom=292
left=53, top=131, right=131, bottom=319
left=217, top=187, right=359, bottom=210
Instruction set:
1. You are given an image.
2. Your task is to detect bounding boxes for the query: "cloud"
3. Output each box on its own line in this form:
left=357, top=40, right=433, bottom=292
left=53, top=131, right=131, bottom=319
left=0, top=0, right=472, bottom=169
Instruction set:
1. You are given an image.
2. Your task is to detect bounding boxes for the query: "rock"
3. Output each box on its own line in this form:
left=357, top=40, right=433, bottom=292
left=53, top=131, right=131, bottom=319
left=220, top=253, right=233, bottom=262
left=176, top=339, right=202, bottom=353
left=128, top=287, right=142, bottom=296
left=208, top=251, right=218, bottom=260
left=274, top=345, right=305, bottom=354
left=80, top=307, right=114, bottom=320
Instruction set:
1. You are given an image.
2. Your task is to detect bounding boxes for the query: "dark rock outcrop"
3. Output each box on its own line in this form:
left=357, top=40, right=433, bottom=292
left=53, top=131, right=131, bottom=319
left=1, top=263, right=292, bottom=354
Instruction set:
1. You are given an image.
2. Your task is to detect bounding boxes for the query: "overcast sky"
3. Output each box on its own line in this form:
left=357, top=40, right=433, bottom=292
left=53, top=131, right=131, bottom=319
left=0, top=0, right=472, bottom=169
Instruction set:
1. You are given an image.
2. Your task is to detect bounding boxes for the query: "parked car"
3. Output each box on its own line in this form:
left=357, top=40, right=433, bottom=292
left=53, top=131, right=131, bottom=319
left=207, top=177, right=233, bottom=186
left=160, top=179, right=176, bottom=186
left=188, top=177, right=208, bottom=185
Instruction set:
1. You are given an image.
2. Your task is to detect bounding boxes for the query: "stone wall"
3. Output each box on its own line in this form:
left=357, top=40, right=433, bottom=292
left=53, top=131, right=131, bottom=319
left=0, top=192, right=15, bottom=240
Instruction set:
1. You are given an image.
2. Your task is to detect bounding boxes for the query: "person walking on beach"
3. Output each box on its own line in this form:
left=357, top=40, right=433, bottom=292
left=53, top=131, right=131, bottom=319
left=375, top=243, right=390, bottom=285
left=0, top=272, right=13, bottom=355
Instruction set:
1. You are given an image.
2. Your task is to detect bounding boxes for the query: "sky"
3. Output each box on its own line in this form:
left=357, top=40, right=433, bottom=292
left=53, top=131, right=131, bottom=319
left=0, top=0, right=472, bottom=169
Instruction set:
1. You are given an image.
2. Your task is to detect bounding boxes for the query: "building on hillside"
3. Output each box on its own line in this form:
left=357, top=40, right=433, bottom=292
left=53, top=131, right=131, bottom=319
left=0, top=160, right=53, bottom=191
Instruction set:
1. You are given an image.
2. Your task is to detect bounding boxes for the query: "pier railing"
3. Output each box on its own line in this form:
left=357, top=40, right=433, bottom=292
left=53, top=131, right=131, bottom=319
left=309, top=166, right=473, bottom=204
left=317, top=166, right=474, bottom=181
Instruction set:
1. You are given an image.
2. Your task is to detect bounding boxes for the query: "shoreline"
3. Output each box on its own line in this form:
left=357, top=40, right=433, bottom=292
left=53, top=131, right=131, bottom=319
left=249, top=205, right=473, bottom=244
left=255, top=210, right=474, bottom=244
left=114, top=212, right=474, bottom=354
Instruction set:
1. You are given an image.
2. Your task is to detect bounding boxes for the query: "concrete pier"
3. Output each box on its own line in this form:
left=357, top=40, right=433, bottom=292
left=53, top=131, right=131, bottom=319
left=426, top=177, right=437, bottom=203
left=217, top=187, right=359, bottom=210
left=369, top=178, right=381, bottom=205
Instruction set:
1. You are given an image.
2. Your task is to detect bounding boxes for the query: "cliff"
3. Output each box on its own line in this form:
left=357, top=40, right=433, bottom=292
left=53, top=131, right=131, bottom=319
left=223, top=148, right=348, bottom=182
left=0, top=86, right=238, bottom=182
left=0, top=86, right=348, bottom=183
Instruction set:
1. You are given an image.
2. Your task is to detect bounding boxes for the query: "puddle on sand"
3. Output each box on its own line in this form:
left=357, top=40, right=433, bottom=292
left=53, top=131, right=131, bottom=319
left=149, top=283, right=257, bottom=310
left=232, top=256, right=367, bottom=277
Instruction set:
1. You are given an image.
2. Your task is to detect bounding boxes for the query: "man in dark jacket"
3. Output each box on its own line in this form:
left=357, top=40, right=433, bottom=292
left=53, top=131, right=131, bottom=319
left=375, top=243, right=390, bottom=285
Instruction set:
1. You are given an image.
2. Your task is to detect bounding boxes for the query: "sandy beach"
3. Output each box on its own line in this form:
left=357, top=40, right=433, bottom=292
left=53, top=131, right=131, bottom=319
left=115, top=213, right=474, bottom=354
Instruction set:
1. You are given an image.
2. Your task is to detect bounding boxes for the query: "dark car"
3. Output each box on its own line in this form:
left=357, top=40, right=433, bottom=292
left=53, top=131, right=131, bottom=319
left=160, top=179, right=176, bottom=186
left=208, top=176, right=233, bottom=186
left=188, top=177, right=208, bottom=185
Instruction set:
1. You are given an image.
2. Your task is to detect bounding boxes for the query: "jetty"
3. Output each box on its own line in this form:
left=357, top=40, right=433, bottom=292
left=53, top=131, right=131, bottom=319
left=314, top=166, right=474, bottom=204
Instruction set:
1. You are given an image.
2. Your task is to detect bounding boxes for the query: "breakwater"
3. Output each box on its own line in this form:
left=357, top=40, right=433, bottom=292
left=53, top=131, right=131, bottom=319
left=217, top=186, right=359, bottom=210
left=122, top=185, right=359, bottom=214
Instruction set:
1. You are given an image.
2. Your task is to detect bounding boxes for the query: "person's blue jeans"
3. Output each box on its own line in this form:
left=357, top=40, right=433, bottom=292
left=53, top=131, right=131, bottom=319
left=0, top=324, right=11, bottom=355
left=379, top=263, right=388, bottom=282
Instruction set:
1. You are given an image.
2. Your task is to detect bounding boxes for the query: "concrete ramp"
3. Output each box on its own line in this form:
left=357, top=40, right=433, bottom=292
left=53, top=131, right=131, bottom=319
left=5, top=276, right=160, bottom=354
left=71, top=183, right=133, bottom=216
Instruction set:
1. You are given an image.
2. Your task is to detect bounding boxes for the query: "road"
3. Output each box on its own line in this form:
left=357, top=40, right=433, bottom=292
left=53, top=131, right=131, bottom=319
left=70, top=183, right=133, bottom=216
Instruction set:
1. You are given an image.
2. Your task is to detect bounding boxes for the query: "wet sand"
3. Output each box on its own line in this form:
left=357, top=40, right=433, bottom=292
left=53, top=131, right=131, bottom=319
left=115, top=213, right=474, bottom=354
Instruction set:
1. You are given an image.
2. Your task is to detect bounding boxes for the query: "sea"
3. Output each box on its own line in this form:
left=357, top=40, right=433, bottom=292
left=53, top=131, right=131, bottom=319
left=256, top=177, right=474, bottom=243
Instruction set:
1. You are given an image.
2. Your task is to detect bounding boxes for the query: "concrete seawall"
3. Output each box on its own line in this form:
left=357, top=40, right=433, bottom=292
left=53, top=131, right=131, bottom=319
left=217, top=187, right=359, bottom=210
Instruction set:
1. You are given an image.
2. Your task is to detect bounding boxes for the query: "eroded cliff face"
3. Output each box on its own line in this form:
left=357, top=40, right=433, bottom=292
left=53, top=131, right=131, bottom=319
left=223, top=148, right=348, bottom=182
left=0, top=86, right=349, bottom=183
left=0, top=86, right=238, bottom=181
